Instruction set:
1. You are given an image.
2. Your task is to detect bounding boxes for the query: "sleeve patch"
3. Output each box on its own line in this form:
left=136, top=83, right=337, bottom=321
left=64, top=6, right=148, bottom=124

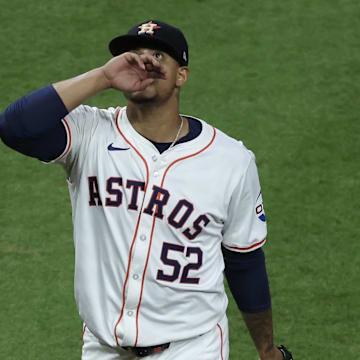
left=256, top=192, right=266, bottom=223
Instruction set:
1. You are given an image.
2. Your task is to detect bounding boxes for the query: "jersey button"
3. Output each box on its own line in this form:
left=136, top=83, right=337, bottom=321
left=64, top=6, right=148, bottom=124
left=133, top=274, right=139, bottom=280
left=152, top=155, right=158, bottom=162
left=153, top=171, right=159, bottom=177
left=140, top=234, right=146, bottom=241
left=127, top=311, right=133, bottom=317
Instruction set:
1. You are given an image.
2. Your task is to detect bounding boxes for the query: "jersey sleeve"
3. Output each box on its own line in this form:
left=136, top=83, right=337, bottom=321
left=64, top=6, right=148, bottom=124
left=222, top=152, right=267, bottom=252
left=49, top=104, right=101, bottom=171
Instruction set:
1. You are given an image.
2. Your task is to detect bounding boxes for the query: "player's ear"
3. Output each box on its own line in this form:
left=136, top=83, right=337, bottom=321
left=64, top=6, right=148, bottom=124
left=176, top=66, right=190, bottom=87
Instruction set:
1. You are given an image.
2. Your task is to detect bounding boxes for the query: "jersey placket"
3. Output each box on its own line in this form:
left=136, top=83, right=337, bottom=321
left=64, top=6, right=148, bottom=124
left=117, top=151, right=166, bottom=346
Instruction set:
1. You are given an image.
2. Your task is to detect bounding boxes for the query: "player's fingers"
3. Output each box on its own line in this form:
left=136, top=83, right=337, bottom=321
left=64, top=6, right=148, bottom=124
left=143, top=62, right=166, bottom=79
left=139, top=53, right=160, bottom=67
left=121, top=53, right=166, bottom=80
left=145, top=70, right=166, bottom=80
left=124, top=52, right=146, bottom=71
left=127, top=54, right=166, bottom=79
left=144, top=63, right=163, bottom=75
left=136, top=78, right=155, bottom=90
left=139, top=54, right=166, bottom=75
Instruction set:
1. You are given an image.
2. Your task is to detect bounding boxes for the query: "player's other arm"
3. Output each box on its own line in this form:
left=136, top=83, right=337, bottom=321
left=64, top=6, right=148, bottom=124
left=241, top=309, right=279, bottom=360
left=222, top=247, right=284, bottom=360
left=223, top=155, right=292, bottom=359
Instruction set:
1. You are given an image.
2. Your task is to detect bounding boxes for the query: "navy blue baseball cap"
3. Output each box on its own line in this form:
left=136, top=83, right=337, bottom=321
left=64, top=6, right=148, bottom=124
left=109, top=20, right=189, bottom=66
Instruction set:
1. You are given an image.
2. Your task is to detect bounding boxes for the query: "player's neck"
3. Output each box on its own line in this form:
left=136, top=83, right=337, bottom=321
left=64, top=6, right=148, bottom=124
left=126, top=101, right=189, bottom=143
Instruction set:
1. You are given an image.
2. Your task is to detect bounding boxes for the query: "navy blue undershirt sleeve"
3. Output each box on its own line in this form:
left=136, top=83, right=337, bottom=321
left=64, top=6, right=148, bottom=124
left=0, top=85, right=69, bottom=161
left=222, top=246, right=271, bottom=313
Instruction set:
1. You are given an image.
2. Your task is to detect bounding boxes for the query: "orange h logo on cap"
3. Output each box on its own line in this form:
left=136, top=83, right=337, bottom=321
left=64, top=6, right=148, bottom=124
left=138, top=21, right=161, bottom=35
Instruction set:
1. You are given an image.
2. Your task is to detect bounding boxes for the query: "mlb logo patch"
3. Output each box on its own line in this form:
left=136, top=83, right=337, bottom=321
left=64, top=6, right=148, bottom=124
left=255, top=192, right=266, bottom=222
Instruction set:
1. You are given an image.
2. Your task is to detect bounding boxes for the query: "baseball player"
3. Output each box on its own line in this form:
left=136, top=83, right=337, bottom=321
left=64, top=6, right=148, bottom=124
left=0, top=20, right=293, bottom=360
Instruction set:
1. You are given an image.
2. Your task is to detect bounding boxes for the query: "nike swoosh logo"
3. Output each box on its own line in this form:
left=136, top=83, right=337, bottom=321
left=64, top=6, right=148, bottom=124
left=107, top=143, right=130, bottom=151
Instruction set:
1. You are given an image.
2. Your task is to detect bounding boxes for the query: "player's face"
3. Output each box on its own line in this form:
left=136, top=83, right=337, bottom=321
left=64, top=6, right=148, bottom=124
left=124, top=48, right=189, bottom=104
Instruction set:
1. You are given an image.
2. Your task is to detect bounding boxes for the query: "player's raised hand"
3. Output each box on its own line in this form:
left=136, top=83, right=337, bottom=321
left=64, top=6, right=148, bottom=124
left=52, top=52, right=166, bottom=112
left=101, top=52, right=166, bottom=92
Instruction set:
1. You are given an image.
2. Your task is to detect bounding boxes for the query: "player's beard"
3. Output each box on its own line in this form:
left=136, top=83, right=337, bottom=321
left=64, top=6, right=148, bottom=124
left=123, top=84, right=159, bottom=104
left=124, top=85, right=175, bottom=106
left=124, top=91, right=157, bottom=104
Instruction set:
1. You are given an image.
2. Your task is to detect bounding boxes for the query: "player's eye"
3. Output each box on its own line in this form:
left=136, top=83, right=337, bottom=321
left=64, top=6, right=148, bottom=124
left=153, top=52, right=163, bottom=60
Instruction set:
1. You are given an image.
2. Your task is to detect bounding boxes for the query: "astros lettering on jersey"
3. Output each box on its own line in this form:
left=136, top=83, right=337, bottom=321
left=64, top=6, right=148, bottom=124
left=52, top=105, right=267, bottom=348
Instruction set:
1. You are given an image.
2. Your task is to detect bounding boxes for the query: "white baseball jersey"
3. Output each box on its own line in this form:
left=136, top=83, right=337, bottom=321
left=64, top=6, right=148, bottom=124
left=52, top=105, right=267, bottom=348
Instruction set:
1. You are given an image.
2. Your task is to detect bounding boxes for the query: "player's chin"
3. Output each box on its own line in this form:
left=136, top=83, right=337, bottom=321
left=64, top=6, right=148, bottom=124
left=124, top=88, right=157, bottom=104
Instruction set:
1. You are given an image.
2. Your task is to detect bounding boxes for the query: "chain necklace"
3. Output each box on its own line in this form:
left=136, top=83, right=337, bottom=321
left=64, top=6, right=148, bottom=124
left=167, top=116, right=184, bottom=152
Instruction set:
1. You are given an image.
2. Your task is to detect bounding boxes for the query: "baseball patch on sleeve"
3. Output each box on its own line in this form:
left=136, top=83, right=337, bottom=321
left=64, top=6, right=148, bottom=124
left=255, top=192, right=266, bottom=223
